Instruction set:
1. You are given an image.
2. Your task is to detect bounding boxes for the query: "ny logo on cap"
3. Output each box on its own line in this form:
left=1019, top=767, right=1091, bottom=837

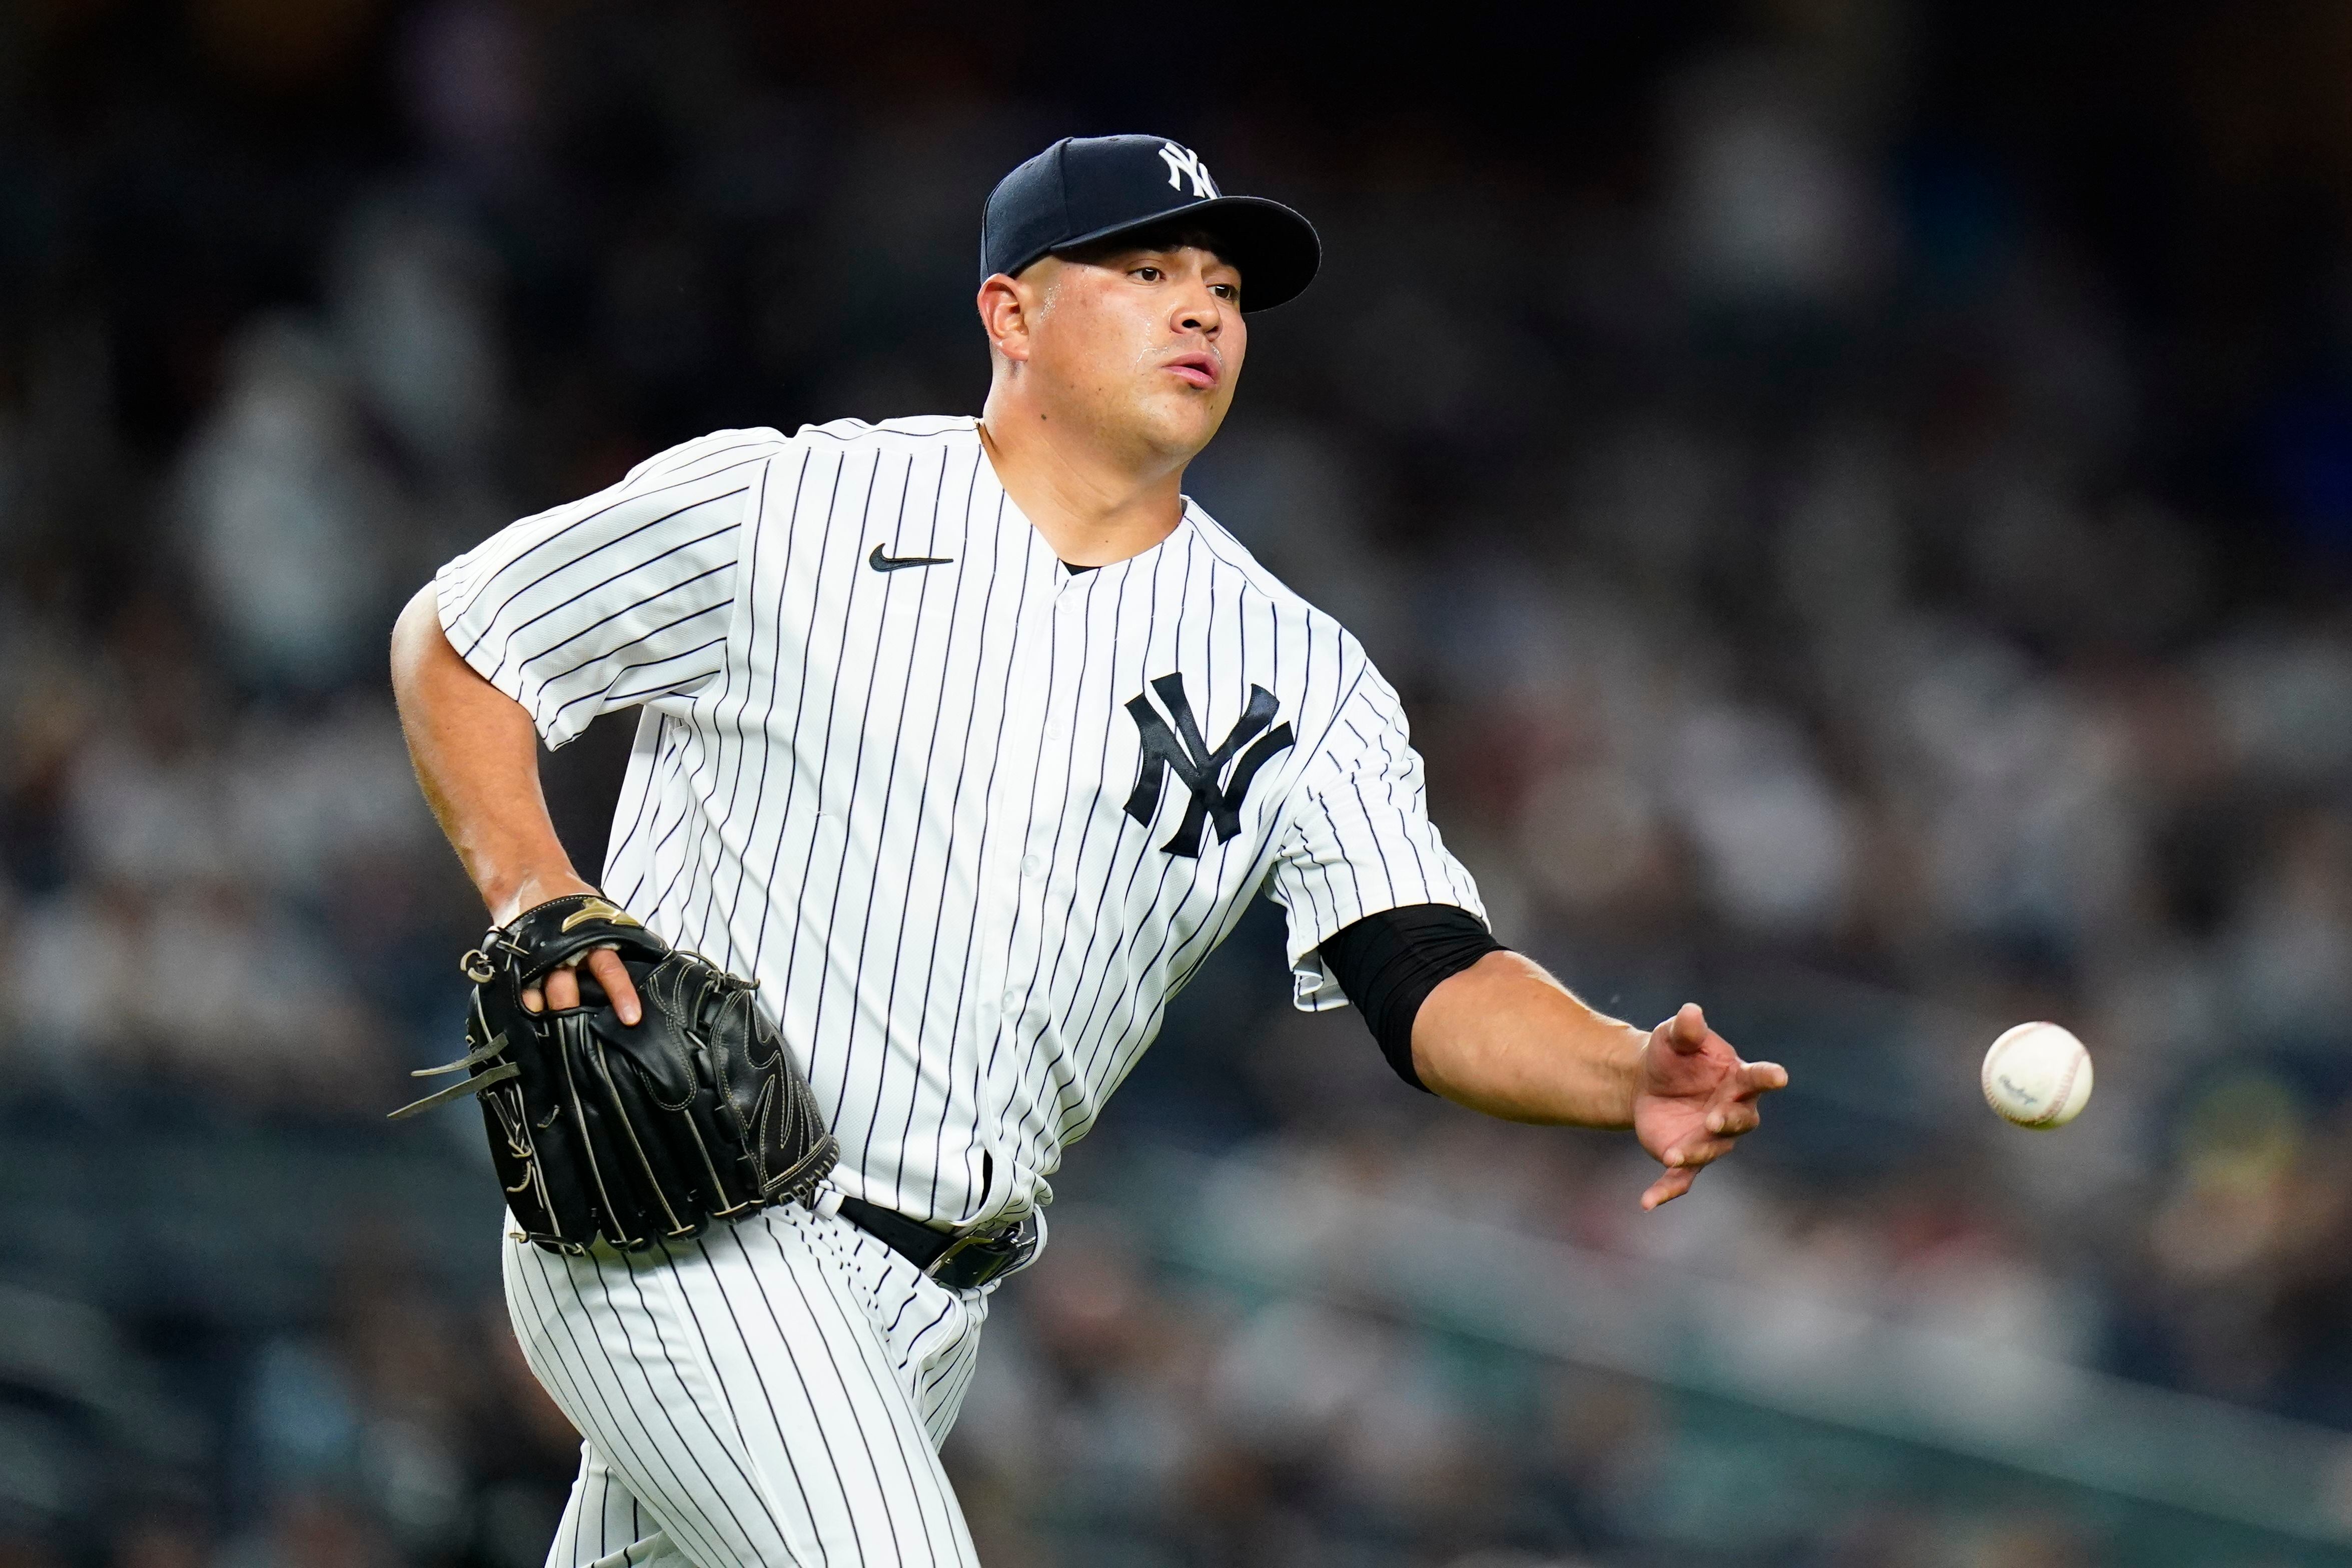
left=1157, top=142, right=1220, bottom=200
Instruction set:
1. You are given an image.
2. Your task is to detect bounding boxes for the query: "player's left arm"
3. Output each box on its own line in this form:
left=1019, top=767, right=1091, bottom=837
left=1409, top=954, right=1786, bottom=1210
left=1268, top=661, right=1787, bottom=1210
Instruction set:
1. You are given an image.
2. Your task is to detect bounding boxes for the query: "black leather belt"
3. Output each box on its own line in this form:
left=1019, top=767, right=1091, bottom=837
left=834, top=1193, right=1040, bottom=1291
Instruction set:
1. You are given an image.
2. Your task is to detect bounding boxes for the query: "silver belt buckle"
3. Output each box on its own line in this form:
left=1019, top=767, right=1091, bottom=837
left=922, top=1213, right=1039, bottom=1286
left=922, top=1234, right=976, bottom=1279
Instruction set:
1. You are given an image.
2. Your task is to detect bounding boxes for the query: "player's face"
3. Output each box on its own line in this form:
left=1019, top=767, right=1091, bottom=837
left=1027, top=245, right=1247, bottom=462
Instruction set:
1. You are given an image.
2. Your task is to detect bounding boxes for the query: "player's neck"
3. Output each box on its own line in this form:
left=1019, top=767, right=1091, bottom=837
left=976, top=398, right=1187, bottom=568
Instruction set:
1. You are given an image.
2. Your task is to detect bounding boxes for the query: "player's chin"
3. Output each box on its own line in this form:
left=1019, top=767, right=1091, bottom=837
left=1138, top=391, right=1230, bottom=454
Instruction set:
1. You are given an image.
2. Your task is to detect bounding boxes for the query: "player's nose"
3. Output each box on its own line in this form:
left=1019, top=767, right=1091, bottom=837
left=1173, top=293, right=1223, bottom=338
left=1171, top=271, right=1225, bottom=336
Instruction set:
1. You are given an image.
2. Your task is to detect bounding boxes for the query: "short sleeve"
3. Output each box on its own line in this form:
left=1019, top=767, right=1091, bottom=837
left=1268, top=668, right=1486, bottom=1012
left=435, top=431, right=775, bottom=748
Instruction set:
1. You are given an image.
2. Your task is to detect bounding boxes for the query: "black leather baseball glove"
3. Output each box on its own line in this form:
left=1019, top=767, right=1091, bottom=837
left=392, top=893, right=837, bottom=1254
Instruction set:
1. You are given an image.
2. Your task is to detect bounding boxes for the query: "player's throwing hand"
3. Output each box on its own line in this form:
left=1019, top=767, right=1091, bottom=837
left=1633, top=1003, right=1788, bottom=1210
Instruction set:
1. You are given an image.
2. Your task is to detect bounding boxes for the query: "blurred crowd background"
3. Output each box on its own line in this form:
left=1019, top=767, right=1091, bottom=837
left=8, top=1, right=2352, bottom=1564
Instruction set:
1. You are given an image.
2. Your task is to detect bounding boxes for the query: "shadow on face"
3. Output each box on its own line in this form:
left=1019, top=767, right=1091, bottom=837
left=987, top=232, right=1249, bottom=467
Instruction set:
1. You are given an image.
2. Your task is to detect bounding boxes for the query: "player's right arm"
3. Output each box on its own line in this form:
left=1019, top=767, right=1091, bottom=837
left=390, top=589, right=638, bottom=1020
left=391, top=429, right=775, bottom=1018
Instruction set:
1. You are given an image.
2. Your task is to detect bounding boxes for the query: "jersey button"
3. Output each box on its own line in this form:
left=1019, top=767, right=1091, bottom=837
left=1020, top=853, right=1044, bottom=878
left=1001, top=988, right=1023, bottom=1014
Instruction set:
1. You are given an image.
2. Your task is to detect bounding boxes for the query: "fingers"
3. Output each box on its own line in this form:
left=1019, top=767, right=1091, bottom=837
left=1642, top=1167, right=1695, bottom=1210
left=1644, top=1061, right=1788, bottom=1207
left=514, top=951, right=641, bottom=1025
left=1658, top=1001, right=1710, bottom=1055
left=1660, top=1132, right=1738, bottom=1171
left=1703, top=1100, right=1762, bottom=1139
left=586, top=947, right=643, bottom=1027
left=1708, top=1065, right=1787, bottom=1125
left=1663, top=1069, right=1784, bottom=1161
left=1638, top=1011, right=1791, bottom=1213
left=1641, top=1130, right=1738, bottom=1209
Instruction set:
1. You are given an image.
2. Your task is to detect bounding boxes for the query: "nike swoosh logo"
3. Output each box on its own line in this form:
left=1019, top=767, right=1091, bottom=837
left=869, top=544, right=955, bottom=573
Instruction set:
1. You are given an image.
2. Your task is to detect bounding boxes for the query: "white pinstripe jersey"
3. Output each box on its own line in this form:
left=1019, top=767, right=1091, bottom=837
left=438, top=417, right=1483, bottom=1229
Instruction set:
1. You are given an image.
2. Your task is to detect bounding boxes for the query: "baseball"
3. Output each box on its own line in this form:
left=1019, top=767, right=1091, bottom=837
left=1980, top=1022, right=2093, bottom=1128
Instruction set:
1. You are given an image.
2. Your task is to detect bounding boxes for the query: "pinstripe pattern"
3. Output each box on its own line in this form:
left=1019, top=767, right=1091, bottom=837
left=438, top=415, right=1479, bottom=1229
left=442, top=415, right=1480, bottom=1561
left=508, top=1207, right=987, bottom=1567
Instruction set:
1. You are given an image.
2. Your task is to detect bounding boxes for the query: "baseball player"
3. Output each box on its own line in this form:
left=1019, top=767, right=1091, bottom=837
left=390, top=134, right=1788, bottom=1567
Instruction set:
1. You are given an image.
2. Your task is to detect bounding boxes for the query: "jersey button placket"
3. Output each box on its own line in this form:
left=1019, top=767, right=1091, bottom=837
left=971, top=554, right=1058, bottom=1179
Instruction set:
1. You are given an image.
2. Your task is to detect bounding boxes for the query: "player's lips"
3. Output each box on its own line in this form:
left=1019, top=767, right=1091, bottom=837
left=1164, top=353, right=1219, bottom=389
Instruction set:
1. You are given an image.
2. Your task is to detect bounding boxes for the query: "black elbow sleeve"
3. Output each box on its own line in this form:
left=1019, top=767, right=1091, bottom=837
left=1314, top=903, right=1505, bottom=1091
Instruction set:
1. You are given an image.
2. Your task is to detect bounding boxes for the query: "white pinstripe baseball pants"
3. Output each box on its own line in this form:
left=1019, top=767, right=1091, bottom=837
left=502, top=1200, right=990, bottom=1567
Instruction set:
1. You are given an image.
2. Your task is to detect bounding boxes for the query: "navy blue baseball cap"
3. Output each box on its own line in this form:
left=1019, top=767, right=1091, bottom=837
left=980, top=135, right=1321, bottom=312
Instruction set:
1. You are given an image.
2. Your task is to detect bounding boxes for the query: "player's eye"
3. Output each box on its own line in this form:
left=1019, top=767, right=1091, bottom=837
left=1133, top=266, right=1164, bottom=282
left=1211, top=283, right=1238, bottom=300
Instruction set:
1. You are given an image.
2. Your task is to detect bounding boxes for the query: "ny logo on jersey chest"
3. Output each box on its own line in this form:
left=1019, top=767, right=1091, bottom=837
left=1123, top=674, right=1294, bottom=858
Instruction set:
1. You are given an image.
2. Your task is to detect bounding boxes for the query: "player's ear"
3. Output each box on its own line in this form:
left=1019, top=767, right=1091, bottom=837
left=977, top=271, right=1035, bottom=365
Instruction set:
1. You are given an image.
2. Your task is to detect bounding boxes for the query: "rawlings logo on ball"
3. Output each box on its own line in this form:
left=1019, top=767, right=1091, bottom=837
left=1980, top=1021, right=2094, bottom=1129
